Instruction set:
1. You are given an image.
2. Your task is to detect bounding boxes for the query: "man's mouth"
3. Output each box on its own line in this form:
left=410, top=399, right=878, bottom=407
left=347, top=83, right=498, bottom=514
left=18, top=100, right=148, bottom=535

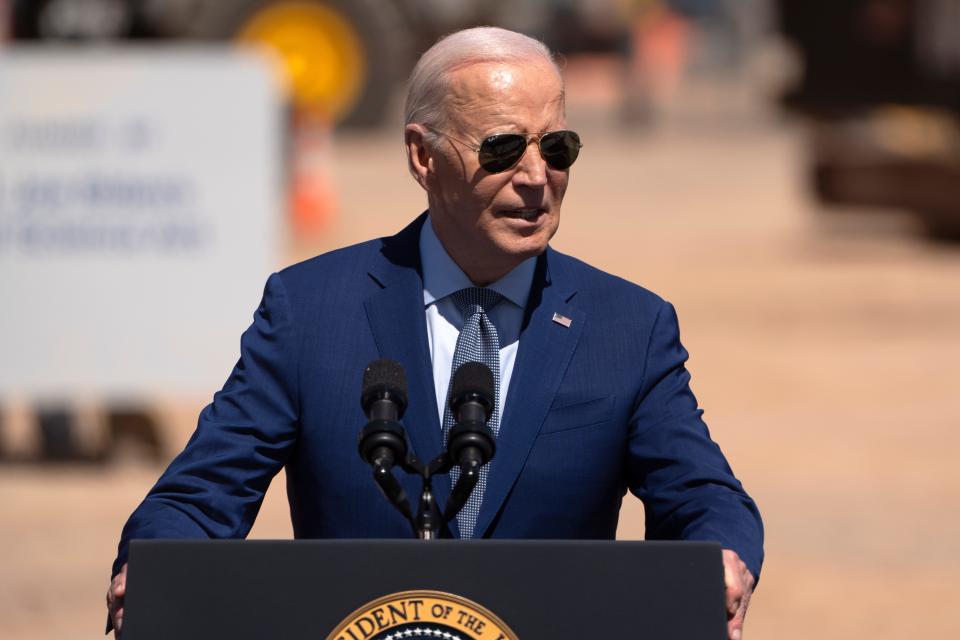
left=502, top=207, right=545, bottom=221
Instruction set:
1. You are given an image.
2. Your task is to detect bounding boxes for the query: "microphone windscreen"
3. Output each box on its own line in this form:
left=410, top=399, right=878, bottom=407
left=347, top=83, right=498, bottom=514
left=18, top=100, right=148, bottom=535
left=450, top=361, right=494, bottom=405
left=362, top=359, right=408, bottom=407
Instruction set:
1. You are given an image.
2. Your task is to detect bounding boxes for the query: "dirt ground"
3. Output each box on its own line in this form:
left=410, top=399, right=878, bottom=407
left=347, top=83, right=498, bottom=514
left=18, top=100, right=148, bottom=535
left=2, top=68, right=959, bottom=639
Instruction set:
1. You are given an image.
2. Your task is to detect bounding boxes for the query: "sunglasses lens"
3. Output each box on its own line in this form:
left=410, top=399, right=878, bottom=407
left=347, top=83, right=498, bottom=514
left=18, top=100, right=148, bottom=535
left=540, top=131, right=581, bottom=170
left=476, top=131, right=582, bottom=173
left=478, top=134, right=527, bottom=173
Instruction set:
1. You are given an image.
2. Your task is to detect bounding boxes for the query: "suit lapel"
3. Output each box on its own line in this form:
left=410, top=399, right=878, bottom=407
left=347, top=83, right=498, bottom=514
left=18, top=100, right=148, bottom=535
left=474, top=249, right=584, bottom=537
left=362, top=215, right=453, bottom=523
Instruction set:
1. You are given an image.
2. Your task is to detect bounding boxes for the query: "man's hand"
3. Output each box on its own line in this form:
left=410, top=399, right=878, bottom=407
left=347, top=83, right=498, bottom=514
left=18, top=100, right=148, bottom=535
left=106, top=563, right=127, bottom=637
left=723, top=549, right=754, bottom=640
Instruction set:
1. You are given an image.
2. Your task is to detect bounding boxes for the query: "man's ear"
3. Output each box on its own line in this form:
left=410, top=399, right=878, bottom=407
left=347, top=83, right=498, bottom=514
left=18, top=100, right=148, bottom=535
left=405, top=124, right=432, bottom=190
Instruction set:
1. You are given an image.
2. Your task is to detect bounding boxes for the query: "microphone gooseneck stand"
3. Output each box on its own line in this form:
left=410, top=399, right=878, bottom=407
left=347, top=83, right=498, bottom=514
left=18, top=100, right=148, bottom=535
left=358, top=359, right=496, bottom=539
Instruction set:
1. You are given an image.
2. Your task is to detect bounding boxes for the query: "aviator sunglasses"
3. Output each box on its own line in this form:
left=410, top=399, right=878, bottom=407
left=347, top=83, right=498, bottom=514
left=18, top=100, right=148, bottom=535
left=426, top=126, right=583, bottom=174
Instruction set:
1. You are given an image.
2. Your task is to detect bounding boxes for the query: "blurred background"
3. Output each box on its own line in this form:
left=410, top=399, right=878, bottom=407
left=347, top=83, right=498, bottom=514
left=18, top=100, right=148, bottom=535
left=1, top=0, right=959, bottom=638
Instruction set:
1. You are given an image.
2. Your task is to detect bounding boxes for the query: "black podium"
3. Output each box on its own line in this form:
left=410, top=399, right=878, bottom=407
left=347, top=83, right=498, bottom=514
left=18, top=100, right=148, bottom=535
left=121, top=539, right=726, bottom=639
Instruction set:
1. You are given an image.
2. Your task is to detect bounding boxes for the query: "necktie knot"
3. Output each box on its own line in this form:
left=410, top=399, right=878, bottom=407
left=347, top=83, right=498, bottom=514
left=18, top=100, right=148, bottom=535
left=451, top=287, right=503, bottom=321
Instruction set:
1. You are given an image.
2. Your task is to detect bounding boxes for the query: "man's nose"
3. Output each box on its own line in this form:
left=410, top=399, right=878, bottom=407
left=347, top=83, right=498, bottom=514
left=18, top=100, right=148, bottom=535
left=513, top=140, right=548, bottom=187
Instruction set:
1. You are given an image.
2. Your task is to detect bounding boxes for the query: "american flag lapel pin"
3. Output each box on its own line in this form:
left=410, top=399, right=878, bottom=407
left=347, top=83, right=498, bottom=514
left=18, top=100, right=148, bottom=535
left=551, top=312, right=572, bottom=328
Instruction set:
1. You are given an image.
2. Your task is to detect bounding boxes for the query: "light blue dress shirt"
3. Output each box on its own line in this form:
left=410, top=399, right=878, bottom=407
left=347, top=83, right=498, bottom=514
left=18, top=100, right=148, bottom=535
left=419, top=216, right=536, bottom=427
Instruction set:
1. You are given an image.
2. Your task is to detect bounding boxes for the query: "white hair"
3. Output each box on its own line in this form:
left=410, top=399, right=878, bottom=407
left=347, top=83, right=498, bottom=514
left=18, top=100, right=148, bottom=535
left=404, top=26, right=562, bottom=138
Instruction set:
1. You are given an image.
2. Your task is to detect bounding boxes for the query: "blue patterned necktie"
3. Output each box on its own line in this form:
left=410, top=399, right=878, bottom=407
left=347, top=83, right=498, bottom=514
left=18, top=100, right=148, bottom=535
left=443, top=286, right=503, bottom=539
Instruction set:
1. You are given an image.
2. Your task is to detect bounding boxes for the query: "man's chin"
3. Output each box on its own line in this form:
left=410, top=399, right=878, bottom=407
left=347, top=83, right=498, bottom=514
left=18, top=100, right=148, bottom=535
left=496, top=233, right=553, bottom=264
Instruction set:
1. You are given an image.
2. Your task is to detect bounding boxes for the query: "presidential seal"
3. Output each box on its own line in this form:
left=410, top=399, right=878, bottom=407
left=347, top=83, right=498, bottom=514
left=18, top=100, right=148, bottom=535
left=327, top=590, right=519, bottom=640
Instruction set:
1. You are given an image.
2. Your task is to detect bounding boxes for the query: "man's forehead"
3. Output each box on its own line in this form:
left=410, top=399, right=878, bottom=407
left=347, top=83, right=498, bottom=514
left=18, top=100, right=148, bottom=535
left=443, top=59, right=564, bottom=125
left=487, top=65, right=519, bottom=91
left=448, top=58, right=560, bottom=95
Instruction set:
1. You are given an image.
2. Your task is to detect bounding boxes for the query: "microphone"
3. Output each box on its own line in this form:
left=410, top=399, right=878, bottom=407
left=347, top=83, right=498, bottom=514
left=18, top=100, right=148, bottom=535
left=358, top=359, right=411, bottom=520
left=450, top=361, right=495, bottom=428
left=361, top=358, right=408, bottom=423
left=444, top=362, right=496, bottom=522
left=359, top=358, right=408, bottom=468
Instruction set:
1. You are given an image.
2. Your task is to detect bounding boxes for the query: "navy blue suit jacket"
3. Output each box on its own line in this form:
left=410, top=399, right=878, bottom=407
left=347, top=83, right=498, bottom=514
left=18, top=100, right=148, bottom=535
left=114, top=215, right=763, bottom=579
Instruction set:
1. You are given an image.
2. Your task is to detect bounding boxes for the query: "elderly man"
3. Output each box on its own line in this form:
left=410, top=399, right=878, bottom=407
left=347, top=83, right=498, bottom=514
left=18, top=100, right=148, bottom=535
left=107, top=27, right=762, bottom=639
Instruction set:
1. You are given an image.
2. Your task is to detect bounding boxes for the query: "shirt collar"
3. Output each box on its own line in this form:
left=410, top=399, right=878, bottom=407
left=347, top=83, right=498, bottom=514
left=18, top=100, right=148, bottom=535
left=420, top=215, right=536, bottom=309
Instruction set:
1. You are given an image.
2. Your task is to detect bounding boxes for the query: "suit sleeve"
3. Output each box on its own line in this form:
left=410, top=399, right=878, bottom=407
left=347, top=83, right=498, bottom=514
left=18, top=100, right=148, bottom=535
left=111, top=272, right=300, bottom=577
left=626, top=300, right=764, bottom=581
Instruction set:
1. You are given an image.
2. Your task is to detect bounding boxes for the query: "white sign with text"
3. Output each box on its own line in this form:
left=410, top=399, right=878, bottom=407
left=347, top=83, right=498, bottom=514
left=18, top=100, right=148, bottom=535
left=0, top=49, right=283, bottom=397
